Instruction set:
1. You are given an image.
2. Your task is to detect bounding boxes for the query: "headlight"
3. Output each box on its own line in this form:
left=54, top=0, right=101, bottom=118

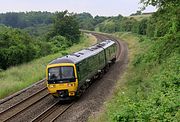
left=48, top=84, right=55, bottom=88
left=67, top=83, right=75, bottom=87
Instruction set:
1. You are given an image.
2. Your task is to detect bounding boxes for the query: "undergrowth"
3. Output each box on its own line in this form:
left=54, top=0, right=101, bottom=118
left=89, top=32, right=180, bottom=122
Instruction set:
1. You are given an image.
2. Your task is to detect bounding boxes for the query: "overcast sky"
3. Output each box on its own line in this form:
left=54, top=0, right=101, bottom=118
left=0, top=0, right=156, bottom=16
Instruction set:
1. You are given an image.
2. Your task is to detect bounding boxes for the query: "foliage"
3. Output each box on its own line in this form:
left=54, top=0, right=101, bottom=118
left=50, top=11, right=81, bottom=44
left=91, top=0, right=180, bottom=121
left=105, top=32, right=180, bottom=122
left=94, top=16, right=110, bottom=26
left=146, top=4, right=179, bottom=37
left=23, top=24, right=53, bottom=37
left=75, top=12, right=94, bottom=31
left=98, top=19, right=117, bottom=33
left=48, top=35, right=69, bottom=53
left=0, top=11, right=53, bottom=28
left=90, top=32, right=180, bottom=122
left=0, top=25, right=39, bottom=69
left=94, top=0, right=179, bottom=38
left=140, top=0, right=179, bottom=8
left=95, top=15, right=149, bottom=35
left=138, top=19, right=148, bottom=35
left=0, top=10, right=84, bottom=70
left=0, top=11, right=110, bottom=32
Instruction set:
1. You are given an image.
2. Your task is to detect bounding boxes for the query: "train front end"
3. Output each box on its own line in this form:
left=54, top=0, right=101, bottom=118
left=46, top=63, right=78, bottom=100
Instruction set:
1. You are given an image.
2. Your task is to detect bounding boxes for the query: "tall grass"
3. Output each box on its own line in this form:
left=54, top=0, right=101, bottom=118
left=0, top=34, right=96, bottom=99
left=89, top=32, right=180, bottom=121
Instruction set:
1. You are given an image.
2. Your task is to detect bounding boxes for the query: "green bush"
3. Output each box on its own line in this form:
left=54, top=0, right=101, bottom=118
left=106, top=33, right=180, bottom=122
left=49, top=35, right=69, bottom=53
left=0, top=25, right=38, bottom=69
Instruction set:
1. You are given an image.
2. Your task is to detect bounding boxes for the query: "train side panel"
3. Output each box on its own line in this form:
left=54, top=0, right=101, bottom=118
left=75, top=50, right=106, bottom=88
left=104, top=43, right=117, bottom=63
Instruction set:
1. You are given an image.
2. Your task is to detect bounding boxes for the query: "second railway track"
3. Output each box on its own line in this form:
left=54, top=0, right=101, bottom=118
left=0, top=87, right=49, bottom=122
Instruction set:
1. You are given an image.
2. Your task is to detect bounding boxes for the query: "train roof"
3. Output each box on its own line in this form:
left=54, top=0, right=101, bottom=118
left=49, top=40, right=115, bottom=65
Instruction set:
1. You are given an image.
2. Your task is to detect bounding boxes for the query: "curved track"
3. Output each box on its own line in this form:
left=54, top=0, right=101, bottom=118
left=0, top=32, right=127, bottom=122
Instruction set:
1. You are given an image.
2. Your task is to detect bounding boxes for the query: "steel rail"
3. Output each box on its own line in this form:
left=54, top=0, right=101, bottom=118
left=0, top=78, right=46, bottom=104
left=1, top=92, right=50, bottom=122
left=50, top=102, right=74, bottom=122
left=31, top=100, right=60, bottom=122
left=0, top=87, right=47, bottom=114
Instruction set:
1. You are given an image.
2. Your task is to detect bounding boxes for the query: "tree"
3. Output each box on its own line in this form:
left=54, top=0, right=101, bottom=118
left=75, top=12, right=94, bottom=30
left=0, top=25, right=38, bottom=69
left=140, top=0, right=180, bottom=37
left=52, top=11, right=80, bottom=44
left=0, top=12, right=53, bottom=28
left=140, top=0, right=179, bottom=8
left=138, top=19, right=148, bottom=35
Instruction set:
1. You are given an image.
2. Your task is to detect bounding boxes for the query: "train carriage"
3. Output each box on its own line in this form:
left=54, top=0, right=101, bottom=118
left=46, top=40, right=117, bottom=100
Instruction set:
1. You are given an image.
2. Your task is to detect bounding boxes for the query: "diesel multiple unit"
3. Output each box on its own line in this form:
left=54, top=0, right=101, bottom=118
left=46, top=40, right=117, bottom=100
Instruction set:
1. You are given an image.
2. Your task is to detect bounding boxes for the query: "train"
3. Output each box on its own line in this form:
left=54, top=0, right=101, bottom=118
left=46, top=40, right=117, bottom=100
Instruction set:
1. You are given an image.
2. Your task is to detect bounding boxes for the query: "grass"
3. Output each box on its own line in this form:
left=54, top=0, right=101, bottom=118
left=128, top=14, right=152, bottom=21
left=0, top=33, right=97, bottom=99
left=89, top=32, right=180, bottom=121
left=89, top=32, right=141, bottom=122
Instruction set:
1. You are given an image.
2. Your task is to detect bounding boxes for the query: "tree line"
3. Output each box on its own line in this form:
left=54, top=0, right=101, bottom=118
left=96, top=0, right=179, bottom=39
left=0, top=11, right=110, bottom=70
left=0, top=11, right=109, bottom=30
left=0, top=11, right=80, bottom=70
left=0, top=11, right=53, bottom=28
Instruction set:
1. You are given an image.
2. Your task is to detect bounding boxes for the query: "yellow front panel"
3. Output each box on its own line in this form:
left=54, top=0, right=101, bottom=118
left=47, top=81, right=78, bottom=93
left=46, top=63, right=78, bottom=96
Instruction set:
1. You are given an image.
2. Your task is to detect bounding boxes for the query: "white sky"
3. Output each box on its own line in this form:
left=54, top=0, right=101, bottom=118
left=0, top=0, right=156, bottom=16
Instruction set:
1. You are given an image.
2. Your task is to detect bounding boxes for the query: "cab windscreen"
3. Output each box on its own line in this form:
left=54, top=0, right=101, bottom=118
left=48, top=66, right=75, bottom=83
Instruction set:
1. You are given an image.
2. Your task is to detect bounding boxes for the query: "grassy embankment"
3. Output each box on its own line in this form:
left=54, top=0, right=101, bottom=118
left=0, top=34, right=97, bottom=99
left=128, top=14, right=152, bottom=21
left=89, top=32, right=179, bottom=121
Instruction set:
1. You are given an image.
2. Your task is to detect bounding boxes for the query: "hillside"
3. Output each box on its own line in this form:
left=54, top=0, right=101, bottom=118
left=90, top=0, right=180, bottom=121
left=128, top=14, right=152, bottom=21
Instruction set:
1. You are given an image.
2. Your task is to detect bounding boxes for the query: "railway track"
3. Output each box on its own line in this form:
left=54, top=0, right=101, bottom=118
left=0, top=32, right=123, bottom=122
left=31, top=102, right=74, bottom=122
left=0, top=87, right=49, bottom=122
left=0, top=78, right=45, bottom=105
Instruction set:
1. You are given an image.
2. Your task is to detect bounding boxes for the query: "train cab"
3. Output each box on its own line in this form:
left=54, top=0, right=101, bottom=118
left=46, top=61, right=78, bottom=99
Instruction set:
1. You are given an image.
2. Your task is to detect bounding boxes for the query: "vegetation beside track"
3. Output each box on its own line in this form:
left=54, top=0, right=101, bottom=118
left=89, top=32, right=180, bottom=122
left=90, top=0, right=180, bottom=121
left=0, top=34, right=96, bottom=99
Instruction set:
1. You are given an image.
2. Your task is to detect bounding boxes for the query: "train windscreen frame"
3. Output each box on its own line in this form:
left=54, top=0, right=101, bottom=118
left=48, top=66, right=75, bottom=83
